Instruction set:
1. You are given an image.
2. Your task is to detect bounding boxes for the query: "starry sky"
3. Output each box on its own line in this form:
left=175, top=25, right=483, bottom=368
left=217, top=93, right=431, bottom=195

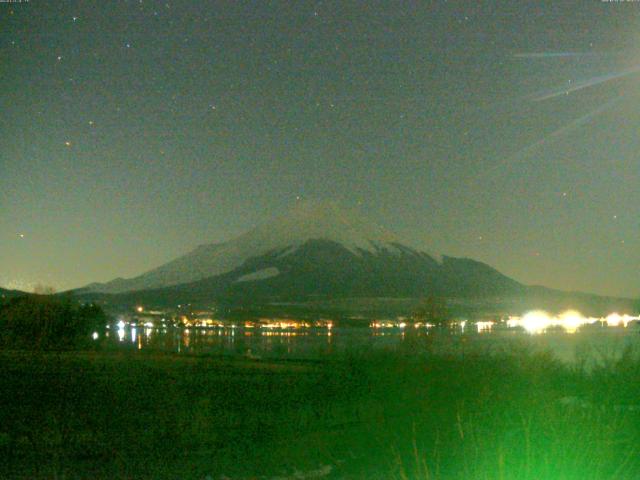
left=1, top=0, right=639, bottom=298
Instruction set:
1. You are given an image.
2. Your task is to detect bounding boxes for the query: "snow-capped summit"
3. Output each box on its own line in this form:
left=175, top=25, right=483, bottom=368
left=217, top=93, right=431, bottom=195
left=77, top=201, right=624, bottom=310
left=84, top=200, right=435, bottom=294
left=238, top=199, right=403, bottom=255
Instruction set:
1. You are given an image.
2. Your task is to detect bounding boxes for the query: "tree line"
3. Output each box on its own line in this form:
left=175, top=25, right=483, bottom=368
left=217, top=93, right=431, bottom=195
left=0, top=294, right=107, bottom=350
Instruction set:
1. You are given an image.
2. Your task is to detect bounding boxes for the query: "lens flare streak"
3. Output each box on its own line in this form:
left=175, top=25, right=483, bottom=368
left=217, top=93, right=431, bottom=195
left=509, top=96, right=624, bottom=161
left=514, top=52, right=608, bottom=59
left=532, top=65, right=640, bottom=102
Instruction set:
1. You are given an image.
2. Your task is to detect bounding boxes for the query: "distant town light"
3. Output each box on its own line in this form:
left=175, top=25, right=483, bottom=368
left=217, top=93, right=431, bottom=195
left=605, top=313, right=636, bottom=328
left=558, top=310, right=584, bottom=334
left=475, top=321, right=494, bottom=333
left=507, top=310, right=639, bottom=334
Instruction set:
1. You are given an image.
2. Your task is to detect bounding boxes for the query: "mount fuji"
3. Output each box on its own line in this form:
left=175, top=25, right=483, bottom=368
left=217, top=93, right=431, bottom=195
left=80, top=200, right=526, bottom=305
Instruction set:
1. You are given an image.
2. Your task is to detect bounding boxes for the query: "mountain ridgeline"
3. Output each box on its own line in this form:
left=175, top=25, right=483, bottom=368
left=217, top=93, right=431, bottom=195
left=77, top=201, right=634, bottom=315
left=0, top=288, right=27, bottom=302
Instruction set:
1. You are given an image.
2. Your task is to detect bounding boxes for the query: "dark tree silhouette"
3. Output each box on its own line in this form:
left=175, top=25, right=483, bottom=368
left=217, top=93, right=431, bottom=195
left=0, top=295, right=107, bottom=350
left=411, top=295, right=450, bottom=326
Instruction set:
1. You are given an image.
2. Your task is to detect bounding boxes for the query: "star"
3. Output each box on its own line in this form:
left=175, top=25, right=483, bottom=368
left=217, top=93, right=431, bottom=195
left=72, top=16, right=78, bottom=22
left=64, top=141, right=72, bottom=147
left=57, top=55, right=63, bottom=61
left=18, top=233, right=25, bottom=239
left=88, top=120, right=94, bottom=126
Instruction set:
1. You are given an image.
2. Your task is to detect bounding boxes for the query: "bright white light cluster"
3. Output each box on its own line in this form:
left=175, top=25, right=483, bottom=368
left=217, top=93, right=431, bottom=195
left=506, top=310, right=639, bottom=334
left=603, top=313, right=638, bottom=328
left=475, top=321, right=494, bottom=333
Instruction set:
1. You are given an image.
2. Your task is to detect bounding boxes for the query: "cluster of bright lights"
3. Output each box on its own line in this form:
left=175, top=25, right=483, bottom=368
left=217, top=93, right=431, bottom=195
left=604, top=313, right=637, bottom=328
left=182, top=319, right=225, bottom=328
left=371, top=321, right=434, bottom=329
left=413, top=322, right=435, bottom=329
left=475, top=321, right=495, bottom=333
left=459, top=320, right=495, bottom=333
left=370, top=321, right=398, bottom=328
left=107, top=310, right=637, bottom=340
left=261, top=320, right=312, bottom=329
left=506, top=310, right=639, bottom=334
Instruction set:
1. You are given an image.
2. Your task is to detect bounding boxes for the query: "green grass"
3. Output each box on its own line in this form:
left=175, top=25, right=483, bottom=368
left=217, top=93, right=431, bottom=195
left=1, top=340, right=639, bottom=479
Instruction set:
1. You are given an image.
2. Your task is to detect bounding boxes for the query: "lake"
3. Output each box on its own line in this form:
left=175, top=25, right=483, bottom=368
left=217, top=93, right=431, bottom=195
left=104, top=322, right=640, bottom=365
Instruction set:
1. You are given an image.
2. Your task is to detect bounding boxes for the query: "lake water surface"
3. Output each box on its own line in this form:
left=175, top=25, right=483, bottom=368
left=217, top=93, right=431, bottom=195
left=105, top=324, right=640, bottom=365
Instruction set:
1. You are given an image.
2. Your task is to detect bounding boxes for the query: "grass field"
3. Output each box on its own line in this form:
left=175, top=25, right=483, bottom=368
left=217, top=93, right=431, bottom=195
left=1, top=337, right=640, bottom=479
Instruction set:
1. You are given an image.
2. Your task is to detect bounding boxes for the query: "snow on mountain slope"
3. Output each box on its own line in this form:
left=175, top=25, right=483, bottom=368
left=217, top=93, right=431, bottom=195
left=235, top=267, right=280, bottom=283
left=85, top=200, right=439, bottom=294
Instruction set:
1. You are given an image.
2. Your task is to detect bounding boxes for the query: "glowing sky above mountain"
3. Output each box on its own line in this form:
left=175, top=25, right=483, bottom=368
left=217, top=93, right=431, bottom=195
left=1, top=1, right=639, bottom=297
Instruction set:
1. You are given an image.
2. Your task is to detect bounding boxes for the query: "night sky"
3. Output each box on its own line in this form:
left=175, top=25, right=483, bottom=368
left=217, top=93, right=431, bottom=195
left=1, top=1, right=639, bottom=298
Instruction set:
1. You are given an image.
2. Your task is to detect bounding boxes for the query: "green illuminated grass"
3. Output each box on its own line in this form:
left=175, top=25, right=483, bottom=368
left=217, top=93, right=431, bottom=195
left=0, top=340, right=638, bottom=478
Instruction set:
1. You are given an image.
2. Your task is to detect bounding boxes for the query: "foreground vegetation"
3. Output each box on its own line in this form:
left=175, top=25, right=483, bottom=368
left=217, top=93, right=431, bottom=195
left=1, top=337, right=640, bottom=479
left=0, top=295, right=106, bottom=350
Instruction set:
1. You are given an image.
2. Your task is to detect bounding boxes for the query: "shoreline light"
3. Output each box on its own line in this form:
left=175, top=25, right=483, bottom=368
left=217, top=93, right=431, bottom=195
left=507, top=310, right=639, bottom=335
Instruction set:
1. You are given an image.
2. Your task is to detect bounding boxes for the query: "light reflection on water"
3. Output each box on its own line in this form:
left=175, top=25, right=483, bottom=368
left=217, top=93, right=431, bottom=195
left=110, top=326, right=368, bottom=357
left=105, top=324, right=640, bottom=364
